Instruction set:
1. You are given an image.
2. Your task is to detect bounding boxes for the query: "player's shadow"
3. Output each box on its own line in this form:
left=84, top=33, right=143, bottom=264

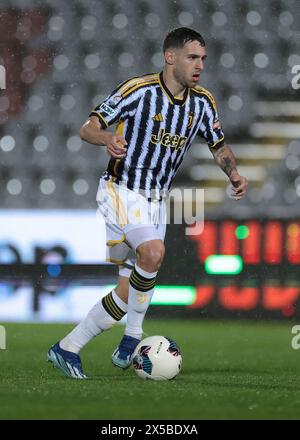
left=185, top=367, right=268, bottom=374
left=202, top=380, right=300, bottom=392
left=184, top=368, right=300, bottom=392
left=88, top=374, right=135, bottom=382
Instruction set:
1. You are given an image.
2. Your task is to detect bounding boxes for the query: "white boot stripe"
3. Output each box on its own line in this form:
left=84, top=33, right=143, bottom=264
left=48, top=348, right=87, bottom=379
left=66, top=362, right=78, bottom=378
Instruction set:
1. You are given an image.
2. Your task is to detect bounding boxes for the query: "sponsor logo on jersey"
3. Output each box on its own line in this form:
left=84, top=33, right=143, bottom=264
left=107, top=93, right=122, bottom=108
left=99, top=102, right=116, bottom=117
left=152, top=113, right=164, bottom=122
left=150, top=128, right=187, bottom=151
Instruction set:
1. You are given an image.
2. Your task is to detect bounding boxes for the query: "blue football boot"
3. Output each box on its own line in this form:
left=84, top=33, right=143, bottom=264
left=111, top=335, right=140, bottom=369
left=47, top=342, right=87, bottom=379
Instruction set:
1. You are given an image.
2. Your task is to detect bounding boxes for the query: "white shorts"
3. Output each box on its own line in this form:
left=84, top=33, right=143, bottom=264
left=96, top=177, right=167, bottom=277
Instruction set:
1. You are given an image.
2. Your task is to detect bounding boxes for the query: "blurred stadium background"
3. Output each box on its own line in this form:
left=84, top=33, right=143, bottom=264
left=1, top=0, right=300, bottom=322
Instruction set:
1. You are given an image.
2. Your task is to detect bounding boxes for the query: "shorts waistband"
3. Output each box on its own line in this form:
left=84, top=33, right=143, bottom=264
left=101, top=175, right=166, bottom=201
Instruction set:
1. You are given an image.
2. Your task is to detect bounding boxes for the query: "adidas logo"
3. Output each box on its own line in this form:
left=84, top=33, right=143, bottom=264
left=152, top=113, right=164, bottom=122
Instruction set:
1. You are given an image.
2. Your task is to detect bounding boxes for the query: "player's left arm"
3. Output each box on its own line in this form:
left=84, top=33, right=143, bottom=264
left=197, top=91, right=248, bottom=201
left=209, top=143, right=248, bottom=200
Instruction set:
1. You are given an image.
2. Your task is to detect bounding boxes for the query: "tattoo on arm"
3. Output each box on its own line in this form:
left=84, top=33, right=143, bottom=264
left=210, top=143, right=237, bottom=178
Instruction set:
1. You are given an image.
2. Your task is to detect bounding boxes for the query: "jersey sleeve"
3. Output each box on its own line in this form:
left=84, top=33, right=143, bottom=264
left=89, top=85, right=127, bottom=128
left=197, top=93, right=225, bottom=148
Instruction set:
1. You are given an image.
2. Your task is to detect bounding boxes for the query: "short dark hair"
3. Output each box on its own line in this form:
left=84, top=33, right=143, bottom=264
left=163, top=27, right=206, bottom=52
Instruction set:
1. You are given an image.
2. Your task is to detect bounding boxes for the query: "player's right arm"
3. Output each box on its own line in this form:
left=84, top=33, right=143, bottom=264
left=80, top=116, right=127, bottom=158
left=81, top=82, right=132, bottom=158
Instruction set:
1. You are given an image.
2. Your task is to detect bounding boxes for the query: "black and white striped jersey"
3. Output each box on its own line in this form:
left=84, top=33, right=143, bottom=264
left=90, top=71, right=225, bottom=198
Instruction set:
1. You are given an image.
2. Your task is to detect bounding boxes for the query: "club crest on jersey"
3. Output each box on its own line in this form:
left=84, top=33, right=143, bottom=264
left=188, top=112, right=195, bottom=129
left=99, top=102, right=116, bottom=117
left=150, top=128, right=187, bottom=151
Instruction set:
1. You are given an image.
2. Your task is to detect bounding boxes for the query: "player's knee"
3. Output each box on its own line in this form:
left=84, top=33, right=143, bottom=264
left=137, top=240, right=165, bottom=272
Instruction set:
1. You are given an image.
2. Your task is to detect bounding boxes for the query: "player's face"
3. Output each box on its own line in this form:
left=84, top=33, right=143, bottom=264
left=172, top=41, right=207, bottom=88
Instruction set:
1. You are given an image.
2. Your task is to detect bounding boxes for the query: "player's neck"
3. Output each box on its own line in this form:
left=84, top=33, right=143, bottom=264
left=162, top=69, right=186, bottom=98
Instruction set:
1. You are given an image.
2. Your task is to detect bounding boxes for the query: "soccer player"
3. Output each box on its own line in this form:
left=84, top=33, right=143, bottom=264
left=47, top=27, right=248, bottom=378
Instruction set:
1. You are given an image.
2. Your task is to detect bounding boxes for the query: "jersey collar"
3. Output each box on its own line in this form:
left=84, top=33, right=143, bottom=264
left=158, top=71, right=189, bottom=106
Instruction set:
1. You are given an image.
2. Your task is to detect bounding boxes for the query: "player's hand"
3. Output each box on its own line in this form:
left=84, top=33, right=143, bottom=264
left=105, top=133, right=127, bottom=158
left=230, top=171, right=248, bottom=200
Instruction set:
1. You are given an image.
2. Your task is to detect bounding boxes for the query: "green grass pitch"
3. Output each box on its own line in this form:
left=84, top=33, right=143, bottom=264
left=0, top=319, right=299, bottom=420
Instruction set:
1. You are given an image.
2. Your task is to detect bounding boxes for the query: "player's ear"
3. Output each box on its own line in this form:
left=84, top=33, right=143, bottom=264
left=164, top=49, right=176, bottom=65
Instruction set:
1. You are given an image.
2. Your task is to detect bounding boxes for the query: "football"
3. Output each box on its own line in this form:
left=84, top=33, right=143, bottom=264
left=132, top=335, right=182, bottom=381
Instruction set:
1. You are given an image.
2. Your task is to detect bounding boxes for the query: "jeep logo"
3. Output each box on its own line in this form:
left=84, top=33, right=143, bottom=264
left=150, top=128, right=187, bottom=151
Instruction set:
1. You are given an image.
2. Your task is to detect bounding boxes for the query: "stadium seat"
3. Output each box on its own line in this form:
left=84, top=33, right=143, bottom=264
left=0, top=0, right=298, bottom=211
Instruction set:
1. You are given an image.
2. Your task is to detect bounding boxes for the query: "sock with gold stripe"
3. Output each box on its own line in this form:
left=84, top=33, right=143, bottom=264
left=59, top=290, right=127, bottom=354
left=125, top=264, right=157, bottom=339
